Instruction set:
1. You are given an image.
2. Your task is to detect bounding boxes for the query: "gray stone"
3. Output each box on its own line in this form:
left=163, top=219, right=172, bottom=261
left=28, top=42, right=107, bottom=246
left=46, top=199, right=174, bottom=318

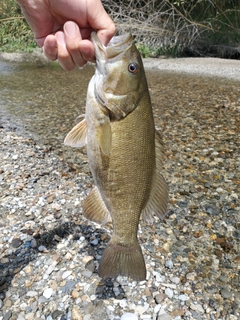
left=38, top=295, right=48, bottom=303
left=206, top=285, right=218, bottom=294
left=178, top=294, right=189, bottom=301
left=30, top=238, right=37, bottom=248
left=204, top=203, right=220, bottom=216
left=190, top=303, right=204, bottom=313
left=90, top=239, right=98, bottom=245
left=155, top=293, right=167, bottom=304
left=165, top=260, right=173, bottom=269
left=3, top=310, right=12, bottom=320
left=61, top=280, right=77, bottom=294
left=165, top=288, right=174, bottom=299
left=52, top=310, right=63, bottom=319
left=38, top=245, right=47, bottom=252
left=11, top=238, right=22, bottom=248
left=82, top=270, right=92, bottom=278
left=220, top=288, right=232, bottom=299
left=170, top=276, right=180, bottom=284
left=85, top=259, right=95, bottom=273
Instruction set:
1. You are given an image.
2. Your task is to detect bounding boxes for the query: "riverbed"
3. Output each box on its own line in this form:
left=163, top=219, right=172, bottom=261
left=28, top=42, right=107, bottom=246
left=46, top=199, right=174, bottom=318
left=0, top=55, right=239, bottom=320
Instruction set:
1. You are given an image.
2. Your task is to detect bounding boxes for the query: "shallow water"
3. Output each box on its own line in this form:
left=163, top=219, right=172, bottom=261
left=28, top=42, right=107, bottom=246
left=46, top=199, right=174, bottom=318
left=0, top=60, right=239, bottom=165
left=0, top=61, right=240, bottom=312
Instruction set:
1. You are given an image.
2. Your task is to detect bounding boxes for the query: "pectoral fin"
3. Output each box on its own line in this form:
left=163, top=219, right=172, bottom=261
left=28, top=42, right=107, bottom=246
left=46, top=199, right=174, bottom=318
left=64, top=118, right=87, bottom=148
left=96, top=119, right=112, bottom=156
left=83, top=187, right=111, bottom=224
left=142, top=130, right=168, bottom=223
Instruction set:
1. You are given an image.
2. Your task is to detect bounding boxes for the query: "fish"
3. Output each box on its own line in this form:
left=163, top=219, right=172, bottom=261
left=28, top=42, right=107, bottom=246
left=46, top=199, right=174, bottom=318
left=64, top=32, right=168, bottom=280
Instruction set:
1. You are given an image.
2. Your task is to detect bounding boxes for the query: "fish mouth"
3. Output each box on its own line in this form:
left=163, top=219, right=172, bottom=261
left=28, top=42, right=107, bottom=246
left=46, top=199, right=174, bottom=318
left=91, top=32, right=132, bottom=60
left=91, top=32, right=133, bottom=118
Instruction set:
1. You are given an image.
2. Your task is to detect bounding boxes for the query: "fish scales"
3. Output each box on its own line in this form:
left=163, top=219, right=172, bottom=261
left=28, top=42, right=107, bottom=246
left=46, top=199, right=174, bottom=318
left=64, top=32, right=168, bottom=280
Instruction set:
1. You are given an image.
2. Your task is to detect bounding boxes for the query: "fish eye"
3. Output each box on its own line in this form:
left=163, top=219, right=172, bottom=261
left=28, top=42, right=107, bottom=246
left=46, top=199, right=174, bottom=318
left=128, top=63, right=138, bottom=74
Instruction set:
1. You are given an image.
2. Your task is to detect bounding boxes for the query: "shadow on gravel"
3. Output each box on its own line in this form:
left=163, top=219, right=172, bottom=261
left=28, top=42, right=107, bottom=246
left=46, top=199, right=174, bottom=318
left=0, top=221, right=126, bottom=300
left=0, top=222, right=74, bottom=294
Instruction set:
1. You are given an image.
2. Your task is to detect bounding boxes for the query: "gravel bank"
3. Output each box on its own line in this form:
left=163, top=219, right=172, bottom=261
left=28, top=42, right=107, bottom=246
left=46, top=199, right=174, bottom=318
left=0, top=55, right=240, bottom=320
left=144, top=58, right=240, bottom=81
left=0, top=51, right=240, bottom=81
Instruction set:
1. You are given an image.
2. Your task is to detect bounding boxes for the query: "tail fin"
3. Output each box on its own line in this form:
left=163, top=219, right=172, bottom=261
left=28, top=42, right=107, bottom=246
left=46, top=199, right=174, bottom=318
left=98, top=240, right=146, bottom=281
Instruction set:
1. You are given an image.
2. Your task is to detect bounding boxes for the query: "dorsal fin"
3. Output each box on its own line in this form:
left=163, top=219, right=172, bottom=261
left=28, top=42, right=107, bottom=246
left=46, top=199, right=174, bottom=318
left=141, top=130, right=168, bottom=224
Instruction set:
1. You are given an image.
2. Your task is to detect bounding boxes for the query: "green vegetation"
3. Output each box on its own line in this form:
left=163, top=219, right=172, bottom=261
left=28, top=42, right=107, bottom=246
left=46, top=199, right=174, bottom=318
left=105, top=0, right=240, bottom=57
left=1, top=0, right=239, bottom=57
left=0, top=0, right=37, bottom=52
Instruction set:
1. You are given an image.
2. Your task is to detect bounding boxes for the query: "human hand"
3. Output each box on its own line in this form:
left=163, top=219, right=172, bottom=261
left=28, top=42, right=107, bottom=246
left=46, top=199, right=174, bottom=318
left=16, top=0, right=115, bottom=70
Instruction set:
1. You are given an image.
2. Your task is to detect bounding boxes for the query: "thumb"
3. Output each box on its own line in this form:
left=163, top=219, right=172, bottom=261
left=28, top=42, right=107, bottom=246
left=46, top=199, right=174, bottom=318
left=87, top=1, right=115, bottom=46
left=96, top=20, right=116, bottom=46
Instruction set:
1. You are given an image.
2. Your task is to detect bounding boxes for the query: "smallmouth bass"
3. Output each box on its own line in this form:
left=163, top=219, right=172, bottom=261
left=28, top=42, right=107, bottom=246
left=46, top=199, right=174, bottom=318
left=64, top=32, right=168, bottom=280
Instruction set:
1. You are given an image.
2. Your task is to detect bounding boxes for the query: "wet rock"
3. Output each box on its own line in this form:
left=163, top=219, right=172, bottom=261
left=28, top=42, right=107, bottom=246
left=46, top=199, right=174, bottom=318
left=11, top=238, right=23, bottom=248
left=204, top=203, right=220, bottom=216
left=3, top=311, right=12, bottom=320
left=220, top=288, right=232, bottom=299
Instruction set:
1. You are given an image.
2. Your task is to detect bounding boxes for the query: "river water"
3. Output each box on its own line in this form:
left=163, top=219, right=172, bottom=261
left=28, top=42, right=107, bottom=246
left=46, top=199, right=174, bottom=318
left=0, top=59, right=239, bottom=166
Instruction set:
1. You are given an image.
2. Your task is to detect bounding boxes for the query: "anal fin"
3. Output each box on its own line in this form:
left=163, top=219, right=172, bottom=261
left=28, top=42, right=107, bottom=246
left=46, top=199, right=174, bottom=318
left=83, top=187, right=111, bottom=224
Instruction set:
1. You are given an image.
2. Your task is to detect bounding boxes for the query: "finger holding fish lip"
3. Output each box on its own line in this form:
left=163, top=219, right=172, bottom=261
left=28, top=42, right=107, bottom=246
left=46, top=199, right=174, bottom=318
left=55, top=31, right=76, bottom=71
left=43, top=31, right=75, bottom=71
left=64, top=21, right=95, bottom=67
left=43, top=34, right=58, bottom=61
left=43, top=23, right=95, bottom=71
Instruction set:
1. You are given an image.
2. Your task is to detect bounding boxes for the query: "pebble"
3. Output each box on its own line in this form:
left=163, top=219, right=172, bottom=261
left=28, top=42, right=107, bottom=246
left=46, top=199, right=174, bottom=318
left=190, top=303, right=205, bottom=313
left=38, top=245, right=47, bottom=252
left=11, top=238, right=22, bottom=248
left=157, top=314, right=172, bottom=320
left=26, top=291, right=38, bottom=297
left=43, top=288, right=53, bottom=299
left=62, top=270, right=72, bottom=279
left=165, top=260, right=173, bottom=269
left=178, top=294, right=189, bottom=301
left=165, top=288, right=174, bottom=299
left=121, top=313, right=138, bottom=320
left=170, top=276, right=180, bottom=284
left=220, top=288, right=232, bottom=299
left=155, top=293, right=167, bottom=304
left=3, top=311, right=12, bottom=320
left=72, top=305, right=83, bottom=320
left=0, top=69, right=239, bottom=320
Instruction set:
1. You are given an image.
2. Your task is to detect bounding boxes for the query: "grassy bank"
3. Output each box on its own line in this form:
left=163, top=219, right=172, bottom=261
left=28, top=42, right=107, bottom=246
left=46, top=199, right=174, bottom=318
left=1, top=0, right=239, bottom=58
left=0, top=0, right=37, bottom=52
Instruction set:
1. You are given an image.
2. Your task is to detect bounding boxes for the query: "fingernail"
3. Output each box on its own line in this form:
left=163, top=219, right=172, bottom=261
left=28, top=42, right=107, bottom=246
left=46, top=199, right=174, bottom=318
left=64, top=22, right=77, bottom=37
left=56, top=32, right=66, bottom=45
left=48, top=38, right=57, bottom=48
